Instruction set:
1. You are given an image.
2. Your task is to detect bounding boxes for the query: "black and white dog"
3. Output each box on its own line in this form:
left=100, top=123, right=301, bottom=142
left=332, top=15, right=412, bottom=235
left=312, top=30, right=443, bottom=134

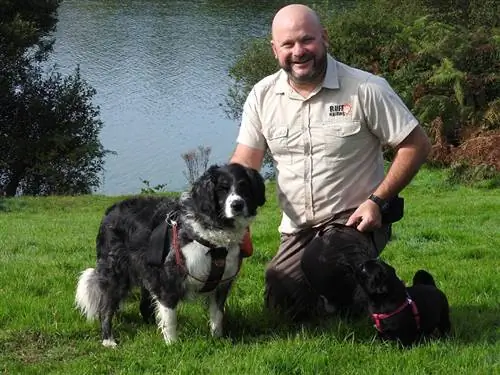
left=75, top=163, right=265, bottom=347
left=356, top=259, right=451, bottom=346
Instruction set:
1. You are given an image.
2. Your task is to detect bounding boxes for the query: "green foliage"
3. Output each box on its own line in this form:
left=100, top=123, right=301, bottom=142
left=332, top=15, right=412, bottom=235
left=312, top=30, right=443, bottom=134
left=139, top=180, right=168, bottom=194
left=0, top=0, right=61, bottom=62
left=225, top=0, right=500, bottom=171
left=0, top=65, right=110, bottom=196
left=0, top=0, right=109, bottom=196
left=445, top=162, right=500, bottom=188
left=224, top=38, right=277, bottom=121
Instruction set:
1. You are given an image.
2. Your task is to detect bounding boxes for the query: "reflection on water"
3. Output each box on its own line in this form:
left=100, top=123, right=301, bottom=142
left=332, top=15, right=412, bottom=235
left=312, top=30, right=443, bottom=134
left=49, top=0, right=340, bottom=194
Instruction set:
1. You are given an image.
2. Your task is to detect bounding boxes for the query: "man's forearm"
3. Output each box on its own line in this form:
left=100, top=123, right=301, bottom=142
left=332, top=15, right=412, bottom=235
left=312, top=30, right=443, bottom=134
left=373, top=126, right=431, bottom=200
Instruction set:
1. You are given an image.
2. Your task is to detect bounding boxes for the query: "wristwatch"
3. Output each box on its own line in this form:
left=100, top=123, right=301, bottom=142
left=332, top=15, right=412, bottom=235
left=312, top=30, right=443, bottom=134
left=368, top=194, right=390, bottom=212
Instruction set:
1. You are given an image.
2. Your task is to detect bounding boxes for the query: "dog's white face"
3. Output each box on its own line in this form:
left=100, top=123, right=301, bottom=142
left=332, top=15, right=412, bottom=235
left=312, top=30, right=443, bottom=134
left=224, top=190, right=248, bottom=219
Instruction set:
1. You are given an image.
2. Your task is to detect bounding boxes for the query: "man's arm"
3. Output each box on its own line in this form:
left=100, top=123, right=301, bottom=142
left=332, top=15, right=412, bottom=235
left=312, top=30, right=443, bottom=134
left=230, top=143, right=266, bottom=171
left=346, top=125, right=431, bottom=232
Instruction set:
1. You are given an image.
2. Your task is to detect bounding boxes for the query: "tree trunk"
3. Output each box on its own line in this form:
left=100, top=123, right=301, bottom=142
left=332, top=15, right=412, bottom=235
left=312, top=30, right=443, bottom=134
left=4, top=173, right=22, bottom=197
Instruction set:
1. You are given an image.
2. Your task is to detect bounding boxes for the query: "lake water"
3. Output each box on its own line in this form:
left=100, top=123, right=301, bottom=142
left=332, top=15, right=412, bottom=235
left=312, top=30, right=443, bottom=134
left=49, top=0, right=342, bottom=195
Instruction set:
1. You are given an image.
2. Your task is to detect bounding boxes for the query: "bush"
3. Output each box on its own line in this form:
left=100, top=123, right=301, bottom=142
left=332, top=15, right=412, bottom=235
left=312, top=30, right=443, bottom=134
left=445, top=162, right=500, bottom=188
left=224, top=0, right=500, bottom=175
left=181, top=145, right=212, bottom=186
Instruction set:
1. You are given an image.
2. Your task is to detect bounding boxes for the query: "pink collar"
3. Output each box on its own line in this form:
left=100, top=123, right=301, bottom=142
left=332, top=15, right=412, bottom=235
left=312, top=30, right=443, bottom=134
left=371, top=295, right=420, bottom=332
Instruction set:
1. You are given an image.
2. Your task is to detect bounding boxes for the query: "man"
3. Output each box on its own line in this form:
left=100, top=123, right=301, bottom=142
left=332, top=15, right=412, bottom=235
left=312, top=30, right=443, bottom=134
left=230, top=4, right=431, bottom=320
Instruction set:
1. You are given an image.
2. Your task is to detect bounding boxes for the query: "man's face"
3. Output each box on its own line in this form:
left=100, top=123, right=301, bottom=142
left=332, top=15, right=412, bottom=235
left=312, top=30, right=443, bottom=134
left=271, top=22, right=328, bottom=85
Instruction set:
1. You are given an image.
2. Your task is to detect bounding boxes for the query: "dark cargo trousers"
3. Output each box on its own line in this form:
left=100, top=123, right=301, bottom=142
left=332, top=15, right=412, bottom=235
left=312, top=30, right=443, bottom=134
left=264, top=220, right=391, bottom=320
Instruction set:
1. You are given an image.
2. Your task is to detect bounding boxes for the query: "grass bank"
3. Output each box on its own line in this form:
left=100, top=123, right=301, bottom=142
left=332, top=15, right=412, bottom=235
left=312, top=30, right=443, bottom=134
left=0, top=167, right=498, bottom=374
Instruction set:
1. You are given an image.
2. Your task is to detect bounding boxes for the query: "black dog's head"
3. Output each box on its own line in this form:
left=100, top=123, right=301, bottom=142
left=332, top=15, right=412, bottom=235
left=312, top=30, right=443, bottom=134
left=356, top=259, right=406, bottom=299
left=182, top=163, right=266, bottom=227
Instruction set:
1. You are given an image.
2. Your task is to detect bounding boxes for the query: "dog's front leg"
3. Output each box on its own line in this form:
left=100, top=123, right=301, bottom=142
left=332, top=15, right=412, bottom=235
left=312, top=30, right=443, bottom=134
left=155, top=300, right=178, bottom=344
left=208, top=294, right=223, bottom=337
left=209, top=283, right=231, bottom=338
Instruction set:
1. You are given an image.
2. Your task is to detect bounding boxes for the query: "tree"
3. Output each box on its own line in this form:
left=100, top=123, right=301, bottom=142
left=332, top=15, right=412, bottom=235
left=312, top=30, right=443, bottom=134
left=0, top=0, right=109, bottom=196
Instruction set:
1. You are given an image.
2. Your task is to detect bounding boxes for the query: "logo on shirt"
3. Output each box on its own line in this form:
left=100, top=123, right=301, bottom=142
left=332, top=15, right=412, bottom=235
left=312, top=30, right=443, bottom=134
left=329, top=103, right=352, bottom=117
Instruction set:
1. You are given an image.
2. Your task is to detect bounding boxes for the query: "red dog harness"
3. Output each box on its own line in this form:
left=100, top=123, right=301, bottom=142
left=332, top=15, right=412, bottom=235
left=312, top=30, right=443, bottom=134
left=371, top=295, right=421, bottom=332
left=170, top=221, right=241, bottom=293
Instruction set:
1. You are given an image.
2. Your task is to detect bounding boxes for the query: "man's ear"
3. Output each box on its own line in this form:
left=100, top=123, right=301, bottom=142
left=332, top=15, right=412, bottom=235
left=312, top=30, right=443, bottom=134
left=270, top=40, right=278, bottom=59
left=321, top=28, right=329, bottom=48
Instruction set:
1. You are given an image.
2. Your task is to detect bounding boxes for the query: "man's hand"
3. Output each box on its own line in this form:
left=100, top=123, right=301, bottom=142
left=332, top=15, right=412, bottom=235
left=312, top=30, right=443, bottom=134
left=345, top=199, right=382, bottom=232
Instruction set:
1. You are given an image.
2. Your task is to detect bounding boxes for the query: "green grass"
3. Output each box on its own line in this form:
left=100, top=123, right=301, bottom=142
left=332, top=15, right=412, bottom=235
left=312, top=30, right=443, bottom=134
left=1, top=168, right=499, bottom=374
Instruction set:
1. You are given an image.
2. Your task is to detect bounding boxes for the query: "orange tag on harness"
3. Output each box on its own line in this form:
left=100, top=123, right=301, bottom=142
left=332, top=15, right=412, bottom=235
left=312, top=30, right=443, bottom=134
left=239, top=228, right=253, bottom=258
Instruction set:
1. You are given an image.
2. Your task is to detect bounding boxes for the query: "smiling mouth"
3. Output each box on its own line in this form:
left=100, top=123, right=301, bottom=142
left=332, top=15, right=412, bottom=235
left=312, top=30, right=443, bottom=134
left=293, top=59, right=312, bottom=65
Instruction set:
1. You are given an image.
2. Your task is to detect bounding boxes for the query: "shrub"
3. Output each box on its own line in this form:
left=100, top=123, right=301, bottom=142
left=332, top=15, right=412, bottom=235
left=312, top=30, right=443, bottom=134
left=181, top=145, right=212, bottom=186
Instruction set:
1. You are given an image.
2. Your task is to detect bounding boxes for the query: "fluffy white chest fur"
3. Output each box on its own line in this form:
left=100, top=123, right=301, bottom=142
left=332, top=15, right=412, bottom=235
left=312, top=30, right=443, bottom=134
left=181, top=241, right=241, bottom=296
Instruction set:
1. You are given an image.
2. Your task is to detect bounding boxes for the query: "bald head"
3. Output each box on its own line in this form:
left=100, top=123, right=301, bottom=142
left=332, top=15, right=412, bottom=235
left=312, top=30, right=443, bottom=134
left=270, top=4, right=328, bottom=89
left=272, top=4, right=322, bottom=40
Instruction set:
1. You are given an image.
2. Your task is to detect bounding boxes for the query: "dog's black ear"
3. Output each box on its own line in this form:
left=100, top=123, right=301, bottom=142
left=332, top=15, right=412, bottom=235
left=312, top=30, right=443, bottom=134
left=189, top=165, right=219, bottom=217
left=243, top=165, right=266, bottom=207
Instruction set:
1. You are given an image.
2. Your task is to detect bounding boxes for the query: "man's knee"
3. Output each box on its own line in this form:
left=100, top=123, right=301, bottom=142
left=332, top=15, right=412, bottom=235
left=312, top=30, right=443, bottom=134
left=264, top=265, right=316, bottom=321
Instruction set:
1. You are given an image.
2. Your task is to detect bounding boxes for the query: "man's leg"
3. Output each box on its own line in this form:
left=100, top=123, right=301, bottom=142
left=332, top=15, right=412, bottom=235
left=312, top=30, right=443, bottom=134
left=264, top=229, right=320, bottom=321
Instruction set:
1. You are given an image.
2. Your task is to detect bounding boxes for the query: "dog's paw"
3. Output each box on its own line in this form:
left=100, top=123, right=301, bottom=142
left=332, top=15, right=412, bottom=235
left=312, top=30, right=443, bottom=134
left=162, top=333, right=178, bottom=344
left=162, top=330, right=178, bottom=344
left=210, top=322, right=223, bottom=338
left=102, top=339, right=117, bottom=348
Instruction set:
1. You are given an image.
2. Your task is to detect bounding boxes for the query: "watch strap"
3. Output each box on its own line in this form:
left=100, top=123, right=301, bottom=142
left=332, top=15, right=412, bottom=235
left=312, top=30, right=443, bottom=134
left=369, top=194, right=389, bottom=212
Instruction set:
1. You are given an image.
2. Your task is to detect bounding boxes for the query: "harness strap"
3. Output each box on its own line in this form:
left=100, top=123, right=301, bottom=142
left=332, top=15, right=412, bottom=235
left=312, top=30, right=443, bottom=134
left=147, top=220, right=170, bottom=266
left=170, top=221, right=239, bottom=293
left=199, top=247, right=228, bottom=293
left=372, top=296, right=421, bottom=332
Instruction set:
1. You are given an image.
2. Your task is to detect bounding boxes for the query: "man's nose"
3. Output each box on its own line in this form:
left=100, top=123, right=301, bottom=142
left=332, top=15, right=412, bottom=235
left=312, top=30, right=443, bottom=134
left=292, top=43, right=306, bottom=57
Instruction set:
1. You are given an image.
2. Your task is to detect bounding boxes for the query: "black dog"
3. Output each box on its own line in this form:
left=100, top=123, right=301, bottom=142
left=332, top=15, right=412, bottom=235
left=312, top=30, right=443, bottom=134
left=300, top=224, right=379, bottom=317
left=75, top=163, right=265, bottom=347
left=356, top=259, right=451, bottom=346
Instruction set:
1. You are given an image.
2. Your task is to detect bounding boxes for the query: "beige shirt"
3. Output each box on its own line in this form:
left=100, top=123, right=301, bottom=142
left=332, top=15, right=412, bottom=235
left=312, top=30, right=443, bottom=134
left=237, top=55, right=418, bottom=234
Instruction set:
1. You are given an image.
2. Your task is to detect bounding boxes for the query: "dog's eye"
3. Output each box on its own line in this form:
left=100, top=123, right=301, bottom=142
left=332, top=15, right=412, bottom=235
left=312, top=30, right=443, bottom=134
left=237, top=180, right=248, bottom=190
left=217, top=183, right=230, bottom=192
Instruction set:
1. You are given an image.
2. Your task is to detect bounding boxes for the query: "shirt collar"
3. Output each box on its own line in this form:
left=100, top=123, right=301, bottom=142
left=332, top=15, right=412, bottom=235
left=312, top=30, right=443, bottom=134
left=274, top=54, right=339, bottom=95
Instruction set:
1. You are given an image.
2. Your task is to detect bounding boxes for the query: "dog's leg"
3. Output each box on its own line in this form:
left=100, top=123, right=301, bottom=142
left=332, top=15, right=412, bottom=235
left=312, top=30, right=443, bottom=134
left=208, top=294, right=224, bottom=338
left=140, top=286, right=155, bottom=323
left=96, top=268, right=130, bottom=348
left=209, top=283, right=231, bottom=338
left=143, top=263, right=182, bottom=344
left=155, top=300, right=178, bottom=344
left=99, top=293, right=121, bottom=348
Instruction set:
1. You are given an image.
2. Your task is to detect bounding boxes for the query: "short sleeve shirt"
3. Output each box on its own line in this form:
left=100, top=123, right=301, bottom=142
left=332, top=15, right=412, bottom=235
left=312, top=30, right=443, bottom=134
left=237, top=55, right=418, bottom=234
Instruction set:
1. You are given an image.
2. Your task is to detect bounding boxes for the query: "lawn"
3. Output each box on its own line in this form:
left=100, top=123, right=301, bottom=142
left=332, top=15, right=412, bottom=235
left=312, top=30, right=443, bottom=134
left=0, top=167, right=498, bottom=374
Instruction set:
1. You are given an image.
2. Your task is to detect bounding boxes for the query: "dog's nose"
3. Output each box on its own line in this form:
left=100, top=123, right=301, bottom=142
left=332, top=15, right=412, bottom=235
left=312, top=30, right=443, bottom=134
left=231, top=200, right=245, bottom=212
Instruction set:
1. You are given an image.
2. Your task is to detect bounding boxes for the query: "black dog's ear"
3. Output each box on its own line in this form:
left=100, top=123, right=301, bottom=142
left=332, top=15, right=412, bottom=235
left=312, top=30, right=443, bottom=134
left=189, top=165, right=219, bottom=217
left=243, top=165, right=266, bottom=207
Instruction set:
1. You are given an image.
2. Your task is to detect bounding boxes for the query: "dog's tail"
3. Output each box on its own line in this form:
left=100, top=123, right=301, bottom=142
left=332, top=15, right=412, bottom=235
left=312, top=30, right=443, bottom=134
left=75, top=268, right=101, bottom=320
left=412, top=269, right=436, bottom=286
